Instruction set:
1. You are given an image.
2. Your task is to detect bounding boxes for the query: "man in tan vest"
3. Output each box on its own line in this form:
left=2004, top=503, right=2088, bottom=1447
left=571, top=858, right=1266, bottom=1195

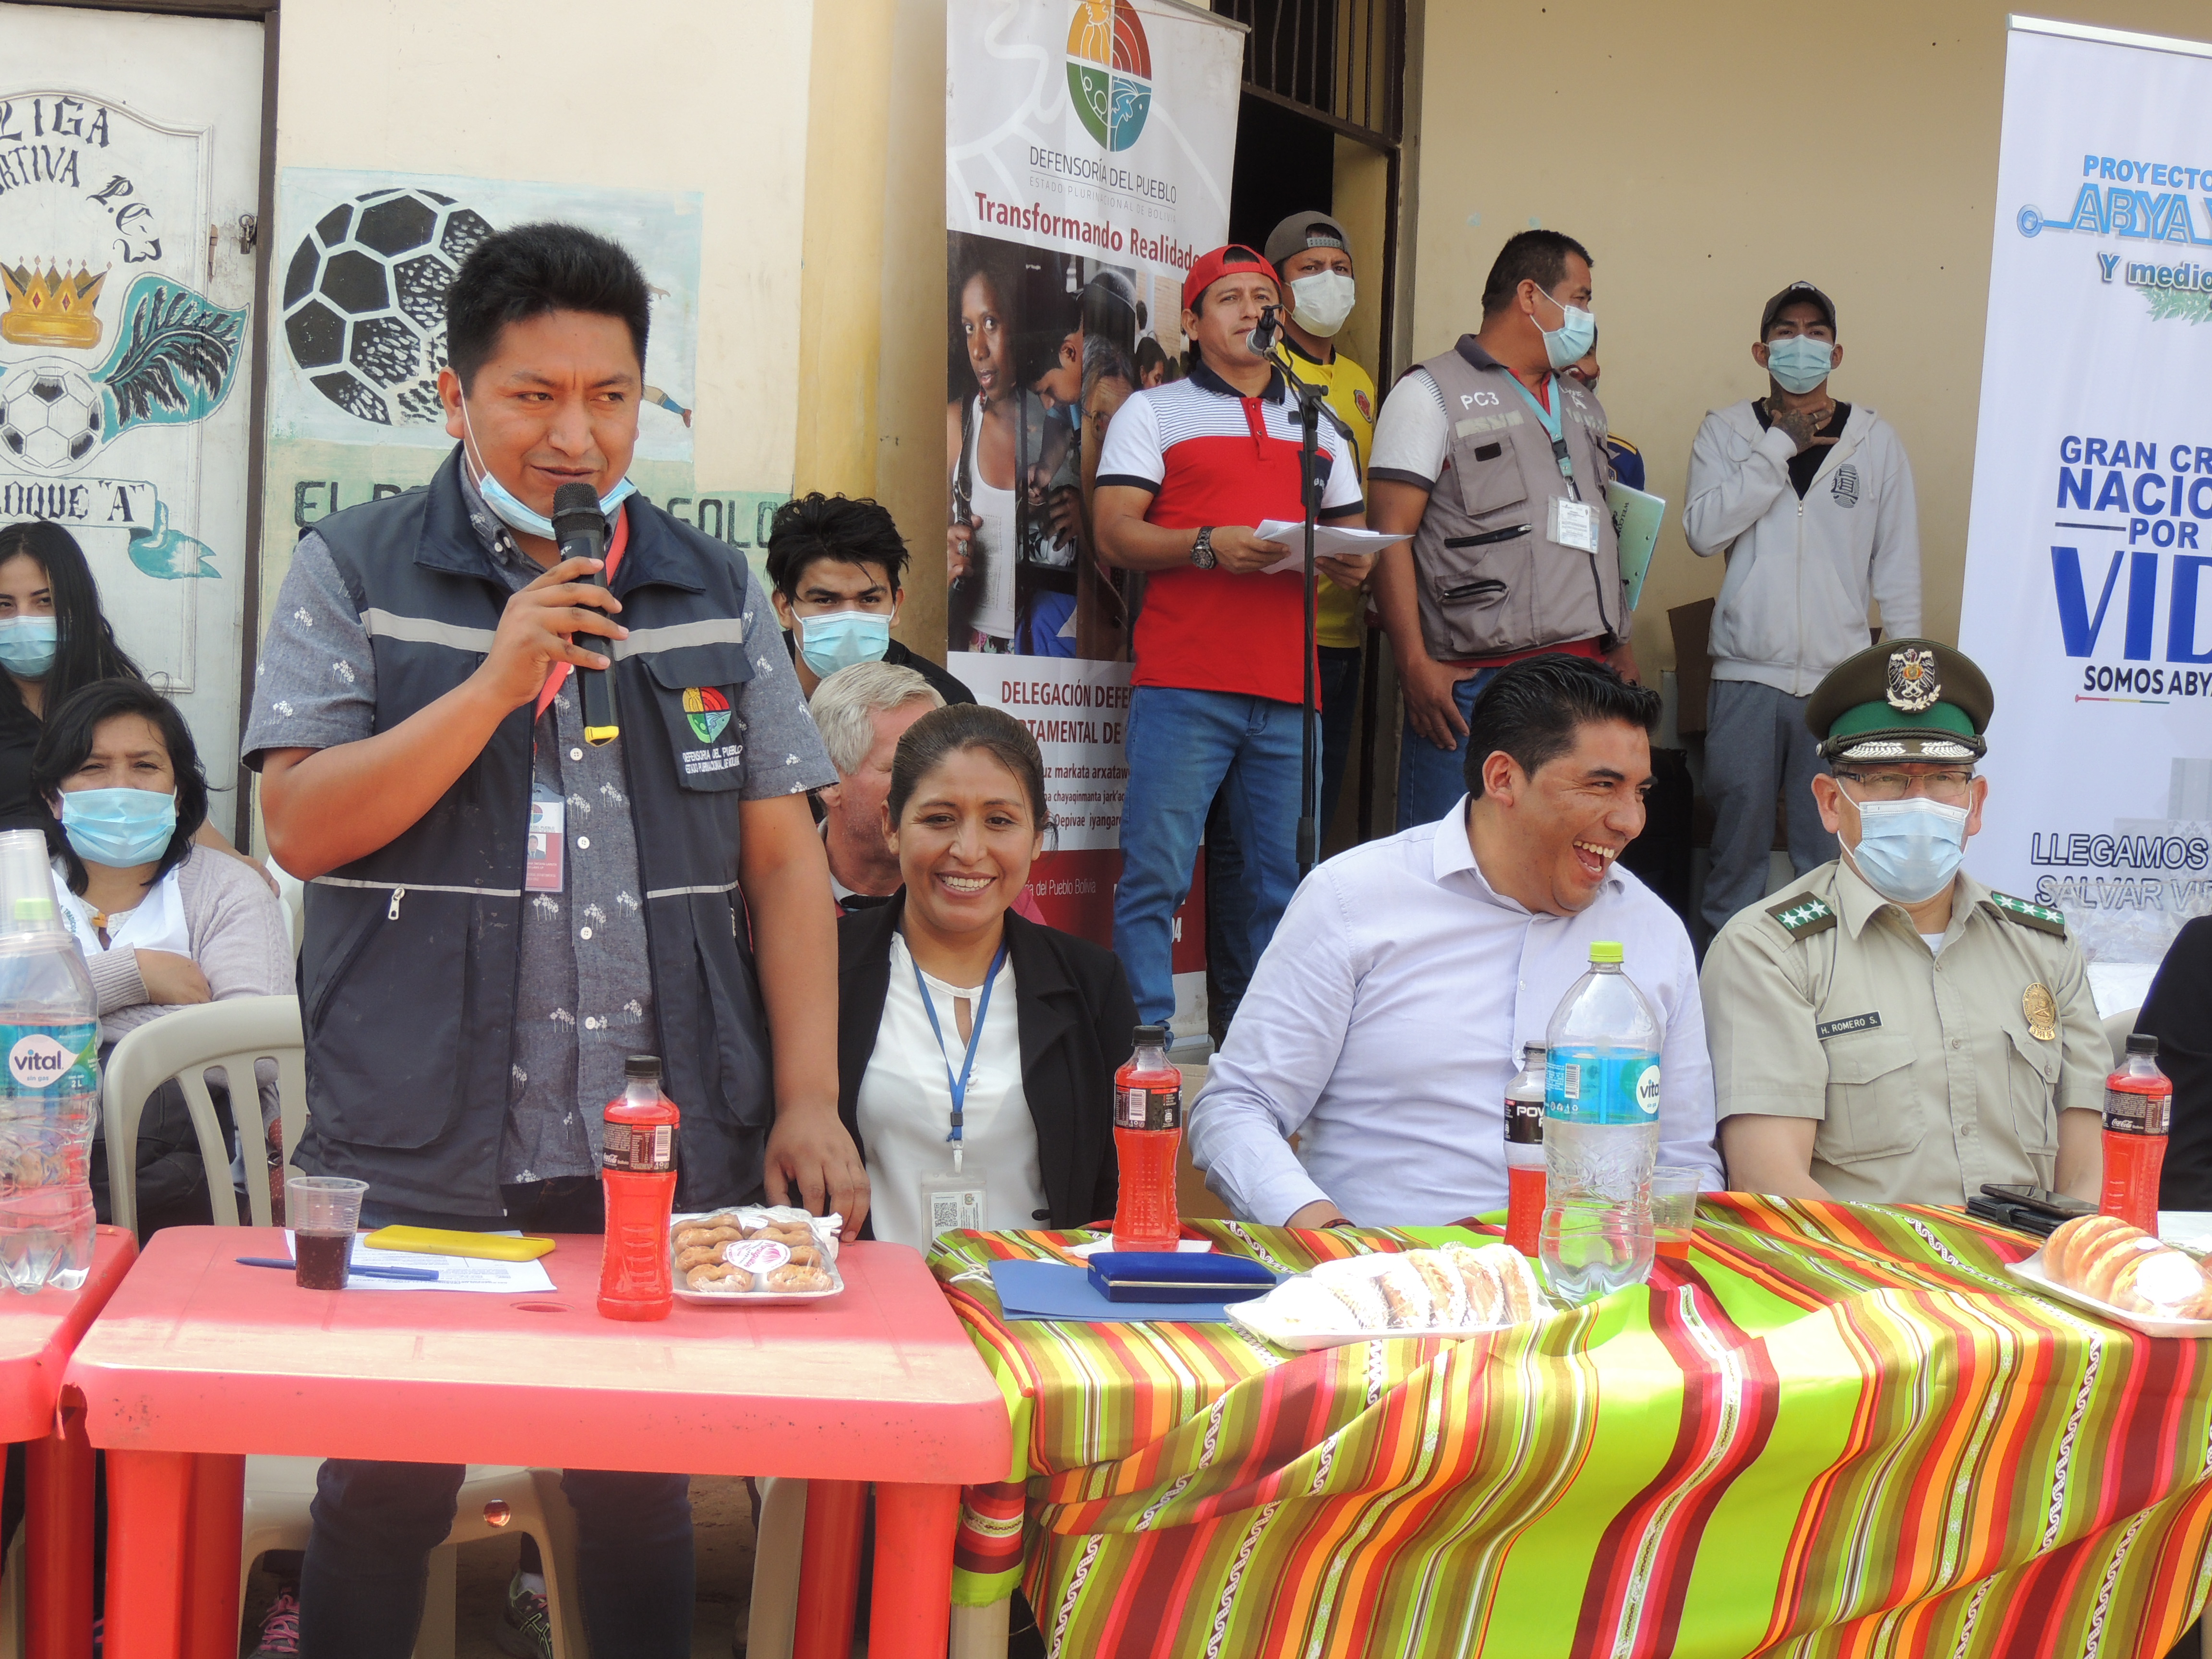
left=1369, top=229, right=1635, bottom=832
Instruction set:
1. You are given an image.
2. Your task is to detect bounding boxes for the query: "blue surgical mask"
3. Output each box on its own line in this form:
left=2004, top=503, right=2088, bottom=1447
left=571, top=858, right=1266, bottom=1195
left=1845, top=796, right=1969, bottom=904
left=0, top=616, right=57, bottom=680
left=798, top=611, right=893, bottom=677
left=457, top=399, right=637, bottom=542
left=1765, top=334, right=1835, bottom=395
left=59, top=788, right=178, bottom=868
left=1530, top=286, right=1597, bottom=372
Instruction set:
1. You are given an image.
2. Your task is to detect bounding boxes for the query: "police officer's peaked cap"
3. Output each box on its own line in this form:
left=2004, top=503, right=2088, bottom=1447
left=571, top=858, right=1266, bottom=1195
left=1804, top=638, right=1992, bottom=763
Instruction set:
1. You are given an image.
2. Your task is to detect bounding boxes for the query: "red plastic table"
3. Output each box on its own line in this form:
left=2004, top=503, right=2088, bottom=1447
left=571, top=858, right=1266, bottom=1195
left=0, top=1223, right=135, bottom=1659
left=62, top=1228, right=1009, bottom=1659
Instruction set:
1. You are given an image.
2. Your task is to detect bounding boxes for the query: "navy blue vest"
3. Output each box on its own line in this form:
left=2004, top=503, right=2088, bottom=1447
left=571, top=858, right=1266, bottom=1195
left=299, top=447, right=774, bottom=1217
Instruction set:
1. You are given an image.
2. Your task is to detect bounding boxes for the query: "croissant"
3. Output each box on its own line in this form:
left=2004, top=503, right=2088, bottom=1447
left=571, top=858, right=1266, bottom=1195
left=2044, top=1214, right=2212, bottom=1317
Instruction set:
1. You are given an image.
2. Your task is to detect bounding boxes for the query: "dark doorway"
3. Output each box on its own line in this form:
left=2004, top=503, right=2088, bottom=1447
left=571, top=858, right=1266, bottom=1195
left=1228, top=92, right=1335, bottom=253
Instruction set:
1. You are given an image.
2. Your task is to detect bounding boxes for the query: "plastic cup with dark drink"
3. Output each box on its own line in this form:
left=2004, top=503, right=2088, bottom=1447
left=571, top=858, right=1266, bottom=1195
left=286, top=1177, right=368, bottom=1289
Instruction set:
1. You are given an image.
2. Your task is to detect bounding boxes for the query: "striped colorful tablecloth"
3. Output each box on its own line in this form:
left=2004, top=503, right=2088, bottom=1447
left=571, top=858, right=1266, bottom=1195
left=928, top=1196, right=2212, bottom=1658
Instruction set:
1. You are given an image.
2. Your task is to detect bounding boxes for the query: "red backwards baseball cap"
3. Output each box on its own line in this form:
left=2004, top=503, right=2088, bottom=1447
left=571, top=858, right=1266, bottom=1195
left=1181, top=244, right=1277, bottom=314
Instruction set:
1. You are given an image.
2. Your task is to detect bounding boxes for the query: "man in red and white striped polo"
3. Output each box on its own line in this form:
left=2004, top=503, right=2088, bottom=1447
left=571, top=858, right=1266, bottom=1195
left=1093, top=244, right=1369, bottom=1034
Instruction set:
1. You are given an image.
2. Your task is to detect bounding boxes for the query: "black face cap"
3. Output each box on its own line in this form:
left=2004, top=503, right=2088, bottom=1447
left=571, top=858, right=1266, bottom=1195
left=2127, top=1033, right=2159, bottom=1057
left=1761, top=280, right=1837, bottom=337
left=625, top=1054, right=662, bottom=1080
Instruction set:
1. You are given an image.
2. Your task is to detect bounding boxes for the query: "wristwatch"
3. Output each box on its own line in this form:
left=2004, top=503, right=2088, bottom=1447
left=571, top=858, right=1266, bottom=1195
left=1190, top=526, right=1217, bottom=570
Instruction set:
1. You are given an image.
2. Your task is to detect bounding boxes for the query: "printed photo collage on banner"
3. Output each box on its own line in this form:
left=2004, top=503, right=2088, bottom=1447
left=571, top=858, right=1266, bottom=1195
left=947, top=0, right=1243, bottom=1039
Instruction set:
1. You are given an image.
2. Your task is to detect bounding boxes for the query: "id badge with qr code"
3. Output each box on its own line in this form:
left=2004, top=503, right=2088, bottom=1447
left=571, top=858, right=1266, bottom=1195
left=920, top=1167, right=987, bottom=1240
left=1549, top=496, right=1601, bottom=553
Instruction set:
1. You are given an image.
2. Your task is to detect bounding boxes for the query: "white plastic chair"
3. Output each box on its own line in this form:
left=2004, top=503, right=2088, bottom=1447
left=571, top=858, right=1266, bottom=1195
left=96, top=997, right=584, bottom=1659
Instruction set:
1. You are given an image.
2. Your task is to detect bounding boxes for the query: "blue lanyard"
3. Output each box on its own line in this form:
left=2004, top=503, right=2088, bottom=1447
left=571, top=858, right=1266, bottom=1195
left=912, top=940, right=1008, bottom=1149
left=1502, top=373, right=1578, bottom=487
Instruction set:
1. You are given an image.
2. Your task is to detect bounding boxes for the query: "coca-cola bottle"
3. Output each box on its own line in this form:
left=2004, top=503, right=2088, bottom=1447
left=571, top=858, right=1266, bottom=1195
left=599, top=1055, right=679, bottom=1321
left=2100, top=1033, right=2171, bottom=1236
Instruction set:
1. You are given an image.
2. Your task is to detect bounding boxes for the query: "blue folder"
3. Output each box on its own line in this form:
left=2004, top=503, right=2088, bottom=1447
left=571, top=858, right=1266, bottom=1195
left=989, top=1259, right=1261, bottom=1324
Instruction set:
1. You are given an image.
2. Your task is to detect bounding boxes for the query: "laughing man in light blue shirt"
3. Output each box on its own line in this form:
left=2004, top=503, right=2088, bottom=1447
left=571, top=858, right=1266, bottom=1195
left=1189, top=654, right=1721, bottom=1227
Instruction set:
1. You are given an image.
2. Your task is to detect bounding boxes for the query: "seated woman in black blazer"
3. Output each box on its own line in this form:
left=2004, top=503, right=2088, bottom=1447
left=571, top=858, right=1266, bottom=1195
left=837, top=704, right=1136, bottom=1247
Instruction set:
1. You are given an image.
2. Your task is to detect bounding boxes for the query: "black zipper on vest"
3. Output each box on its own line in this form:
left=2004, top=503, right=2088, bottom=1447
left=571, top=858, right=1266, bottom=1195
left=1442, top=524, right=1530, bottom=550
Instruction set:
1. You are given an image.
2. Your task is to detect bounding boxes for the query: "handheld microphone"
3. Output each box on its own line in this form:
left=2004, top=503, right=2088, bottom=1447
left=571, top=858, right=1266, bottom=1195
left=1246, top=304, right=1283, bottom=359
left=551, top=482, right=619, bottom=746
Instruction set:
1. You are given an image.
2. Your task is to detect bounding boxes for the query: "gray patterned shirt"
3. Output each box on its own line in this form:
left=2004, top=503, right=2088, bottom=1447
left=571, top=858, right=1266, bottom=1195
left=243, top=472, right=836, bottom=1186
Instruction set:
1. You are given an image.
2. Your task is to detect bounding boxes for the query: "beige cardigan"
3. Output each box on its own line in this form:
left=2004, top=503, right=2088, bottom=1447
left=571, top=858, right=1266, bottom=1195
left=80, top=844, right=294, bottom=1045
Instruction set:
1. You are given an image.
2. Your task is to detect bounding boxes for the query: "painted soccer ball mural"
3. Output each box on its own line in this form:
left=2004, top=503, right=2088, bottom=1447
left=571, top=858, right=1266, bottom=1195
left=280, top=188, right=495, bottom=426
left=0, top=359, right=103, bottom=472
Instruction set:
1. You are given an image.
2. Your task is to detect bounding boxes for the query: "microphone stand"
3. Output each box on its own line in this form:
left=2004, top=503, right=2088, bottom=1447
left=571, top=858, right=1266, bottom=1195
left=1266, top=336, right=1328, bottom=879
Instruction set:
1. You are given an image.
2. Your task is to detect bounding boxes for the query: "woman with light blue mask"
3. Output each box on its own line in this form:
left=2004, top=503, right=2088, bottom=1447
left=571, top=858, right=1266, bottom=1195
left=30, top=678, right=292, bottom=1236
left=0, top=523, right=270, bottom=884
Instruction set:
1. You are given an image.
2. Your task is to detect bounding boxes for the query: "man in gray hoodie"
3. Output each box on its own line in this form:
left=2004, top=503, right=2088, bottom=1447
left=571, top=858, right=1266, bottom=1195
left=1684, top=281, right=1920, bottom=943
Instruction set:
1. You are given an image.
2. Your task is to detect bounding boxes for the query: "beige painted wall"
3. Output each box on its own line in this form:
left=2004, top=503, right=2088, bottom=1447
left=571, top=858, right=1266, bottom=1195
left=1404, top=0, right=2212, bottom=677
left=272, top=0, right=813, bottom=508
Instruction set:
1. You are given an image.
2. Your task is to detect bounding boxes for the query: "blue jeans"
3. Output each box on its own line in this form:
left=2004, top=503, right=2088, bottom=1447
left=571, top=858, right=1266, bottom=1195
left=1395, top=667, right=1501, bottom=830
left=298, top=1180, right=695, bottom=1659
left=1210, top=648, right=1362, bottom=1028
left=1115, top=687, right=1315, bottom=1027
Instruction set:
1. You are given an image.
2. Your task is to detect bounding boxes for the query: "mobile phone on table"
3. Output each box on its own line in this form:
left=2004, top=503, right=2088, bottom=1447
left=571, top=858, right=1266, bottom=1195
left=1968, top=1195, right=2062, bottom=1237
left=1980, top=1183, right=2096, bottom=1221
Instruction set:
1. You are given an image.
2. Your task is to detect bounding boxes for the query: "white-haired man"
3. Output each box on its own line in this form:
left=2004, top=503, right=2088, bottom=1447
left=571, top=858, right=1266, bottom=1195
left=807, top=662, right=944, bottom=912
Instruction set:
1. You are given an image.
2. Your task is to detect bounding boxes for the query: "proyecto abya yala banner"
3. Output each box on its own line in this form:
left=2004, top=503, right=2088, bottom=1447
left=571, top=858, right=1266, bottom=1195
left=1960, top=16, right=2212, bottom=978
left=944, top=0, right=1242, bottom=1037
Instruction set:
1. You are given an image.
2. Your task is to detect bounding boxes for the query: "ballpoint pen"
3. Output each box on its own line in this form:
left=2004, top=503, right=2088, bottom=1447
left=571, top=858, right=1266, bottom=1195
left=235, top=1255, right=441, bottom=1283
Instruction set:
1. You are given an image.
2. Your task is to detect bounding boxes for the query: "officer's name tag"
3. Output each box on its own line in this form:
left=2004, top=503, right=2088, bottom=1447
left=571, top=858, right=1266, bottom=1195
left=525, top=790, right=564, bottom=893
left=1816, top=1011, right=1882, bottom=1040
left=1550, top=497, right=1601, bottom=553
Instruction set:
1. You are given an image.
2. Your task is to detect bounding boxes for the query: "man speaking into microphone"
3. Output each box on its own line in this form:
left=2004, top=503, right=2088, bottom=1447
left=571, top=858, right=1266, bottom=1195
left=244, top=223, right=855, bottom=1658
left=1093, top=244, right=1369, bottom=1034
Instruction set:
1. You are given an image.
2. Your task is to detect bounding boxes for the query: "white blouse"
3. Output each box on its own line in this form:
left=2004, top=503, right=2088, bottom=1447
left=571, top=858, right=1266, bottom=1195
left=856, top=933, right=1046, bottom=1249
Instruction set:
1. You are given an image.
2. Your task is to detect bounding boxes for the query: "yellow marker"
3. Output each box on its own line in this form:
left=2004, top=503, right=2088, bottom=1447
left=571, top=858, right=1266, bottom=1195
left=584, top=723, right=619, bottom=746
left=362, top=1226, right=556, bottom=1262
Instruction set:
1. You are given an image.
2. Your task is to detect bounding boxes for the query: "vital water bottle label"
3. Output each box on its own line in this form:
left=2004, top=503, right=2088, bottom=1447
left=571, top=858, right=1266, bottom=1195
left=1546, top=1049, right=1660, bottom=1126
left=0, top=1022, right=96, bottom=1096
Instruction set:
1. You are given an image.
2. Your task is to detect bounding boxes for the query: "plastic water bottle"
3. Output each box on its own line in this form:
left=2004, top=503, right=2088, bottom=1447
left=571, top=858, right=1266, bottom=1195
left=1540, top=941, right=1661, bottom=1305
left=599, top=1054, right=678, bottom=1321
left=0, top=830, right=97, bottom=1293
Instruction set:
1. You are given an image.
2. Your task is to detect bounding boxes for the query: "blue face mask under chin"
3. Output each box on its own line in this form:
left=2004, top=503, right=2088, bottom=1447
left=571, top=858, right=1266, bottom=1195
left=60, top=787, right=179, bottom=868
left=0, top=616, right=57, bottom=680
left=457, top=399, right=636, bottom=541
left=1845, top=796, right=1969, bottom=905
left=798, top=611, right=893, bottom=677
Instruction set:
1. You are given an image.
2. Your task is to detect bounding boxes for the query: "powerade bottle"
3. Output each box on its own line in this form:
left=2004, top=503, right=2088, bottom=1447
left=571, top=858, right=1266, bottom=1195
left=0, top=830, right=96, bottom=1293
left=1504, top=1044, right=1547, bottom=1256
left=2100, top=1033, right=2171, bottom=1236
left=1111, top=1025, right=1183, bottom=1252
left=1540, top=942, right=1660, bottom=1305
left=599, top=1054, right=678, bottom=1321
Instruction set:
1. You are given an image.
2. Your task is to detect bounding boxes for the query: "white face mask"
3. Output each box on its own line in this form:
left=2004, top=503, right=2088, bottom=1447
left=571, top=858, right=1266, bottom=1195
left=1288, top=270, right=1356, bottom=337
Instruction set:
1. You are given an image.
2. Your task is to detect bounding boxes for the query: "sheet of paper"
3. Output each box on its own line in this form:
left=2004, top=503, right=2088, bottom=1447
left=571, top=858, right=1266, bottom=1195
left=1250, top=521, right=1411, bottom=576
left=1067, top=1237, right=1213, bottom=1258
left=286, top=1231, right=559, bottom=1293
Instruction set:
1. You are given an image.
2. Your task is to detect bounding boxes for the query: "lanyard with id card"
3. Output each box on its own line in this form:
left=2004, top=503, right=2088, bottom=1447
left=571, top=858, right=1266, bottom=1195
left=1503, top=373, right=1602, bottom=554
left=913, top=940, right=1008, bottom=1239
left=525, top=779, right=565, bottom=892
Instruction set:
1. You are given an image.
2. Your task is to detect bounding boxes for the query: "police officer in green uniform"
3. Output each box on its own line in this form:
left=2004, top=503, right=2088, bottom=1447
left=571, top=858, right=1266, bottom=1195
left=1702, top=638, right=2108, bottom=1206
